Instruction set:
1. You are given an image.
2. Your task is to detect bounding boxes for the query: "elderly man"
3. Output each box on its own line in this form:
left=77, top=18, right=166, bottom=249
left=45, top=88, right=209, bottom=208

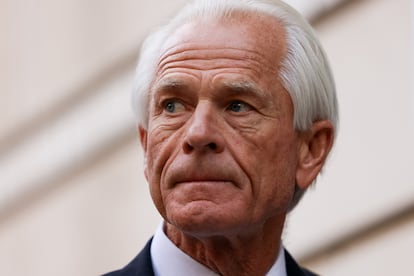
left=105, top=0, right=337, bottom=275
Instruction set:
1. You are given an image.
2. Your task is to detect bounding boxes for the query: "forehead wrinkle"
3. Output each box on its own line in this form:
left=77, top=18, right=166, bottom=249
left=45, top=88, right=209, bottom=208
left=157, top=45, right=276, bottom=76
left=159, top=44, right=271, bottom=65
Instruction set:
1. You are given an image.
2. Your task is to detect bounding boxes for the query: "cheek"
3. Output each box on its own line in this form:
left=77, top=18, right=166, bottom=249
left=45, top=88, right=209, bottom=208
left=145, top=128, right=179, bottom=216
left=146, top=126, right=175, bottom=172
left=241, top=131, right=299, bottom=212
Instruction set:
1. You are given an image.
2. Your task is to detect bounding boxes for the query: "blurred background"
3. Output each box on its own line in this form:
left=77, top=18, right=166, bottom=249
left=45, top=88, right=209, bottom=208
left=0, top=0, right=413, bottom=275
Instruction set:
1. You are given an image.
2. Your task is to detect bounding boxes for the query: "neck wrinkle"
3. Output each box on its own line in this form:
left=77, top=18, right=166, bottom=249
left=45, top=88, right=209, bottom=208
left=164, top=214, right=286, bottom=276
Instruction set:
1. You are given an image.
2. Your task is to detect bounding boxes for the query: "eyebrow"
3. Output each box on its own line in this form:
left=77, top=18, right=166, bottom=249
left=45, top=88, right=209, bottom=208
left=152, top=78, right=191, bottom=94
left=220, top=80, right=265, bottom=97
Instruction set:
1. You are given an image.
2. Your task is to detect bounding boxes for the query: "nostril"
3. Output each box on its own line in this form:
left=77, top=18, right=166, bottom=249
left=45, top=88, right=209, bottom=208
left=208, top=142, right=217, bottom=150
left=183, top=141, right=219, bottom=153
left=183, top=142, right=194, bottom=153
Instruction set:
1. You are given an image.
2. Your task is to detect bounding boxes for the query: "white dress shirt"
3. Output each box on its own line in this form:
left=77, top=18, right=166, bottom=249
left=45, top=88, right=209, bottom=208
left=151, top=222, right=287, bottom=276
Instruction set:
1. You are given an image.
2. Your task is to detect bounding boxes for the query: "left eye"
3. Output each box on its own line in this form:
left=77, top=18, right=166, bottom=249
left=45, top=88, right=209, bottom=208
left=227, top=101, right=251, bottom=113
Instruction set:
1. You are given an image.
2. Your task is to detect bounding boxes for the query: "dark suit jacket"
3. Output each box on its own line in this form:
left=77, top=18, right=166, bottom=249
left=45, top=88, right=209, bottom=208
left=103, top=239, right=317, bottom=276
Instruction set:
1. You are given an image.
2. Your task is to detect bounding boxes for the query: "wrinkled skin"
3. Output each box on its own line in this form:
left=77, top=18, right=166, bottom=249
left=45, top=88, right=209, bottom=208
left=139, top=13, right=334, bottom=276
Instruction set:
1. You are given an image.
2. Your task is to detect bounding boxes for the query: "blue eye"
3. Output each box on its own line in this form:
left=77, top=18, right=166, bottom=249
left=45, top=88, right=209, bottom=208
left=228, top=101, right=251, bottom=113
left=165, top=102, right=175, bottom=112
left=164, top=100, right=185, bottom=113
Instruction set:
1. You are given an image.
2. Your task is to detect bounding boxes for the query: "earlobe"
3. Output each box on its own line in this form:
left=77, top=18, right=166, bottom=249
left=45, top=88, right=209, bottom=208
left=296, top=120, right=335, bottom=190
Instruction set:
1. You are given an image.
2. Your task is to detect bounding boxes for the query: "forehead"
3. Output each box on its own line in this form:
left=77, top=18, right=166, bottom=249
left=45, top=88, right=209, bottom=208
left=158, top=12, right=287, bottom=71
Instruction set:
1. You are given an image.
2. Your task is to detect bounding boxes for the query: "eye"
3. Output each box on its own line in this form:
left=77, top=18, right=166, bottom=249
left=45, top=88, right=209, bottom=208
left=164, top=100, right=185, bottom=113
left=227, top=101, right=252, bottom=113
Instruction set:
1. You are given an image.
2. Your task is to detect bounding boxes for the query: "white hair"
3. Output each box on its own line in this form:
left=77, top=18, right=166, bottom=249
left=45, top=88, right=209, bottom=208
left=131, top=0, right=338, bottom=209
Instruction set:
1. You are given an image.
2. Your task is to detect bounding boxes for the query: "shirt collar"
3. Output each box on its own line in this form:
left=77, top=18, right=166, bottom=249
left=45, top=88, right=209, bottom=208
left=150, top=221, right=287, bottom=276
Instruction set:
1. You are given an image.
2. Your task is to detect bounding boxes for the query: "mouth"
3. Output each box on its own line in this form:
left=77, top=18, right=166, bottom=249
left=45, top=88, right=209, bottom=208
left=174, top=179, right=232, bottom=186
left=170, top=172, right=238, bottom=189
left=165, top=159, right=241, bottom=189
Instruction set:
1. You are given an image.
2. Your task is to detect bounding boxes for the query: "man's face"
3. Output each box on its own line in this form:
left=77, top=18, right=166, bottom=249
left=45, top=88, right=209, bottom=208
left=141, top=15, right=303, bottom=236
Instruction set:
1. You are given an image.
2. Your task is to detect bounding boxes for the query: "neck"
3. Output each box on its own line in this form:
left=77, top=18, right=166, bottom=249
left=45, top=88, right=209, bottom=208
left=164, top=215, right=286, bottom=276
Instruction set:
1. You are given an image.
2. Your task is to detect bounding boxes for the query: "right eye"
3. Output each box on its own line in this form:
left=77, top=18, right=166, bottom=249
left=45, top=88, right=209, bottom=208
left=163, top=100, right=185, bottom=113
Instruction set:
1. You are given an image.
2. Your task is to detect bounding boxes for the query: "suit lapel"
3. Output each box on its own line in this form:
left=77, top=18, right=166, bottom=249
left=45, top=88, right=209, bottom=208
left=102, top=239, right=154, bottom=276
left=285, top=249, right=317, bottom=276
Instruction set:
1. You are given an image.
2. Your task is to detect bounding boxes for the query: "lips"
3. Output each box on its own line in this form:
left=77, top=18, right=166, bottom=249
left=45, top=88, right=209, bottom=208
left=171, top=172, right=234, bottom=187
left=164, top=158, right=241, bottom=189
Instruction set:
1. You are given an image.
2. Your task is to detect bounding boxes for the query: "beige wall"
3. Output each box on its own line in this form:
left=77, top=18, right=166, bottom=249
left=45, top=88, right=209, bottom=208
left=1, top=0, right=413, bottom=275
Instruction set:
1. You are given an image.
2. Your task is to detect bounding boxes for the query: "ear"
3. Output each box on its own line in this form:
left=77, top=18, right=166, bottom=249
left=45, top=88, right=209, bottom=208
left=139, top=125, right=149, bottom=180
left=296, top=120, right=335, bottom=190
left=139, top=125, right=148, bottom=153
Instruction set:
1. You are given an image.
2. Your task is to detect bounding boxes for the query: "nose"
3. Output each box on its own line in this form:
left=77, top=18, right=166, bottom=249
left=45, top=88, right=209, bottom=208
left=182, top=102, right=225, bottom=154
